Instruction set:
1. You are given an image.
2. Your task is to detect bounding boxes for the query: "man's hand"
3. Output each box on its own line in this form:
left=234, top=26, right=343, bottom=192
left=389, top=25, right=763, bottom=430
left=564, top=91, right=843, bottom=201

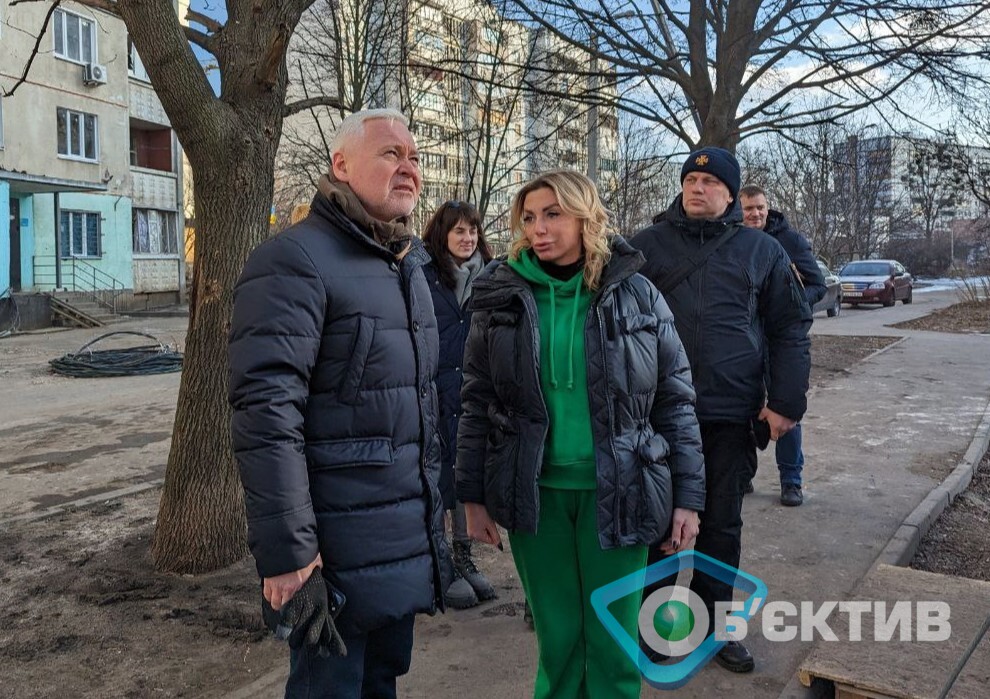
left=264, top=553, right=323, bottom=611
left=659, top=508, right=701, bottom=555
left=464, top=502, right=503, bottom=550
left=261, top=565, right=347, bottom=658
left=758, top=406, right=796, bottom=441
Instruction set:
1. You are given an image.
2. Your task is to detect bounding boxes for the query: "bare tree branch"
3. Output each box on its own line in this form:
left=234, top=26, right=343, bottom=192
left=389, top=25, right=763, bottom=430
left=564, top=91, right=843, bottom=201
left=185, top=7, right=223, bottom=33
left=3, top=0, right=62, bottom=97
left=283, top=95, right=345, bottom=117
left=183, top=25, right=216, bottom=53
left=502, top=0, right=990, bottom=149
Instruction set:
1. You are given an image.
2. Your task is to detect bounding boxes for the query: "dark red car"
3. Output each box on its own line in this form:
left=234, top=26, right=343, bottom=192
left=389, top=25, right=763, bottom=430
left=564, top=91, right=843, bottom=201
left=838, top=259, right=914, bottom=307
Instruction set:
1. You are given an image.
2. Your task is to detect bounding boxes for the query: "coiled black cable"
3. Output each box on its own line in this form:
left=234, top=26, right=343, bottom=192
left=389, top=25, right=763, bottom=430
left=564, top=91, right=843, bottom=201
left=49, top=331, right=183, bottom=377
left=0, top=287, right=20, bottom=338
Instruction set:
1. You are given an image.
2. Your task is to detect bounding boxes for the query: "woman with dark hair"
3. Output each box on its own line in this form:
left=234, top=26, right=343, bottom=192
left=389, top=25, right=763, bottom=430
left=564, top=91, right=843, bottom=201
left=457, top=171, right=706, bottom=697
left=422, top=200, right=496, bottom=609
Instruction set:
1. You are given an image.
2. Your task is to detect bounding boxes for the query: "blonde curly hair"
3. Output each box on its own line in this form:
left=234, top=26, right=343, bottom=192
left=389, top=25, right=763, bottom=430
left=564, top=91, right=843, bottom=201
left=508, top=170, right=614, bottom=290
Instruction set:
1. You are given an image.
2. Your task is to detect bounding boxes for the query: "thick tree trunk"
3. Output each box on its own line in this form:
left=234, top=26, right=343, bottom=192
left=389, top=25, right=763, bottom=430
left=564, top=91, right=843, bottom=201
left=152, top=141, right=278, bottom=573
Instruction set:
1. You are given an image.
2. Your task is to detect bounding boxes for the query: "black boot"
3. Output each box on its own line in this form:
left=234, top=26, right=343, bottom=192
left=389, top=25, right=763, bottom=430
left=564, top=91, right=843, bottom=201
left=714, top=641, right=754, bottom=672
left=453, top=540, right=497, bottom=601
left=445, top=565, right=479, bottom=609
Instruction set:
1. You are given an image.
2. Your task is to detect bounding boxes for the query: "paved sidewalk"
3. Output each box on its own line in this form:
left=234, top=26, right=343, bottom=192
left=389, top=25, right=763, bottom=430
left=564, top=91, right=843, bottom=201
left=229, top=290, right=990, bottom=698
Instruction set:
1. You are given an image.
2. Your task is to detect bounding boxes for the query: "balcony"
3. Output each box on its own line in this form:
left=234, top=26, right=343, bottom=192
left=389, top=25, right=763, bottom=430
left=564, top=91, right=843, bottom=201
left=130, top=169, right=178, bottom=210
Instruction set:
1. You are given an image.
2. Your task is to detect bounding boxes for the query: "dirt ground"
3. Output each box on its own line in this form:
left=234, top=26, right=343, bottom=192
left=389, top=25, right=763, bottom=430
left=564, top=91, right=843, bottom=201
left=912, top=450, right=990, bottom=583
left=0, top=303, right=983, bottom=698
left=891, top=299, right=990, bottom=334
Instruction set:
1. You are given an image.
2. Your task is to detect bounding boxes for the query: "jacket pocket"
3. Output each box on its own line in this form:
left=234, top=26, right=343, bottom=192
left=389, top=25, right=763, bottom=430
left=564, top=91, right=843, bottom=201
left=483, top=410, right=519, bottom=529
left=305, top=436, right=394, bottom=470
left=339, top=317, right=375, bottom=404
left=635, top=432, right=673, bottom=544
left=487, top=311, right=522, bottom=382
left=619, top=313, right=660, bottom=395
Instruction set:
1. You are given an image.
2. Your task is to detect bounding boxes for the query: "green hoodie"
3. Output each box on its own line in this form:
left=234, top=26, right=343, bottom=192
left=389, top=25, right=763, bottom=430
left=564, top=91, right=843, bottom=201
left=507, top=249, right=596, bottom=490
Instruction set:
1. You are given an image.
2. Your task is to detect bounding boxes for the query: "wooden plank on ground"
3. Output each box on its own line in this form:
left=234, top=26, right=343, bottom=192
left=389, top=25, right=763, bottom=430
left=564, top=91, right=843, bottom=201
left=798, top=564, right=990, bottom=699
left=945, top=623, right=990, bottom=698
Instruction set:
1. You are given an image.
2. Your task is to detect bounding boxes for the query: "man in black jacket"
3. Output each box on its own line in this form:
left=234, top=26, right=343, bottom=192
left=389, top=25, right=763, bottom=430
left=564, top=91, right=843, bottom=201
left=229, top=109, right=451, bottom=698
left=631, top=148, right=812, bottom=673
left=739, top=184, right=826, bottom=507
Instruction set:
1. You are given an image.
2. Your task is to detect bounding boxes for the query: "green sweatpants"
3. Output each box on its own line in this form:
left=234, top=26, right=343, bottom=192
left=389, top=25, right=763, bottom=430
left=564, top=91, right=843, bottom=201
left=509, top=487, right=647, bottom=699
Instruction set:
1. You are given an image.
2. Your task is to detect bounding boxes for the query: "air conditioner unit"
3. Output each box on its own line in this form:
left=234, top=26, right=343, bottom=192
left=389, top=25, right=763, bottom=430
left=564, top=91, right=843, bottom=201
left=82, top=63, right=108, bottom=86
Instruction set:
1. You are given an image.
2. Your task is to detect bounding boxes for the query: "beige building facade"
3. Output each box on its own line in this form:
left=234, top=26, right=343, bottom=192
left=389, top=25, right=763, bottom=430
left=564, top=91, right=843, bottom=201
left=1, top=0, right=184, bottom=317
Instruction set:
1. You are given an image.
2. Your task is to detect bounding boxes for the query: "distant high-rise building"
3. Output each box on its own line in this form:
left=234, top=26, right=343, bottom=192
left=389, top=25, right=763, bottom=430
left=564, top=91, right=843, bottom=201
left=277, top=0, right=619, bottom=248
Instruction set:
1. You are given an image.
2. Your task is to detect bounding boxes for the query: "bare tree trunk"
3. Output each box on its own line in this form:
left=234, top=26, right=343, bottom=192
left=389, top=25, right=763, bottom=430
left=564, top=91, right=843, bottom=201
left=152, top=144, right=276, bottom=572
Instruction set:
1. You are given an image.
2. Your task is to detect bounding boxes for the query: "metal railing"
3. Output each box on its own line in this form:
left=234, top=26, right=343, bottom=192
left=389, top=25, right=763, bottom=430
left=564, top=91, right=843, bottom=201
left=32, top=256, right=126, bottom=313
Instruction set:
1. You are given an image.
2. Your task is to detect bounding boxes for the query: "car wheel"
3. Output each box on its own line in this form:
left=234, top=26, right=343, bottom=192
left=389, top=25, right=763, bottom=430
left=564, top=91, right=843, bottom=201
left=883, top=290, right=895, bottom=307
left=827, top=297, right=841, bottom=317
left=903, top=288, right=913, bottom=304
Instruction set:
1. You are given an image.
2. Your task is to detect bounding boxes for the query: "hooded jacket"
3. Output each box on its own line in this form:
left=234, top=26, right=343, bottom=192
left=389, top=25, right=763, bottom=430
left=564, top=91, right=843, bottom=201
left=630, top=196, right=812, bottom=423
left=455, top=237, right=705, bottom=548
left=506, top=250, right=597, bottom=489
left=764, top=210, right=827, bottom=308
left=229, top=179, right=451, bottom=636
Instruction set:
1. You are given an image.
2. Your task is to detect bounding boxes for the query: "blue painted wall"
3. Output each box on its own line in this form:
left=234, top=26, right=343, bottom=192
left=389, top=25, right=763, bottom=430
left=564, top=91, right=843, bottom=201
left=15, top=194, right=34, bottom=288
left=32, top=192, right=134, bottom=289
left=1, top=181, right=9, bottom=293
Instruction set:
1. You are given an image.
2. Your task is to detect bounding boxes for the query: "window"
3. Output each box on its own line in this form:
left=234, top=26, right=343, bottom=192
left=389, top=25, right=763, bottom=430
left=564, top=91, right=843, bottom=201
left=133, top=209, right=179, bottom=255
left=421, top=92, right=443, bottom=113
left=60, top=211, right=102, bottom=258
left=414, top=30, right=444, bottom=52
left=130, top=125, right=173, bottom=171
left=57, top=108, right=99, bottom=161
left=54, top=9, right=96, bottom=64
left=419, top=5, right=442, bottom=25
left=128, top=38, right=150, bottom=81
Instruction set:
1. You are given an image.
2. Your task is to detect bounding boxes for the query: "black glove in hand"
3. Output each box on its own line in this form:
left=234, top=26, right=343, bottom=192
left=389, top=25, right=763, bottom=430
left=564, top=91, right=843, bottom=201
left=261, top=570, right=347, bottom=658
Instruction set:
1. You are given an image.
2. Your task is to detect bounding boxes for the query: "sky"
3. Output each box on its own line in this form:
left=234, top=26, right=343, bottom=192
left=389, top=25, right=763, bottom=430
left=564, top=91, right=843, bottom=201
left=187, top=1, right=224, bottom=94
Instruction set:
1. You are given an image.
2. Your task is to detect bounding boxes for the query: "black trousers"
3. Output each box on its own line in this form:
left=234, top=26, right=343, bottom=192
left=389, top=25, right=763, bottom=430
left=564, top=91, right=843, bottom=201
left=645, top=421, right=752, bottom=632
left=285, top=614, right=415, bottom=699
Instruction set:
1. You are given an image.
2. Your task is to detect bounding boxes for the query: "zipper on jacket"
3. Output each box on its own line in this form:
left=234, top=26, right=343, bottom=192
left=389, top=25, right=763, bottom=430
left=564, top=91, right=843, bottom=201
left=518, top=287, right=549, bottom=531
left=694, top=235, right=706, bottom=398
left=594, top=289, right=624, bottom=546
left=400, top=259, right=444, bottom=609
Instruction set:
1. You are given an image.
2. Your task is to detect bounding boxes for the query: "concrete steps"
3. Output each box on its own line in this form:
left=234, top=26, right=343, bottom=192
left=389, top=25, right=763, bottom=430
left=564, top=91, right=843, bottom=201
left=49, top=292, right=127, bottom=328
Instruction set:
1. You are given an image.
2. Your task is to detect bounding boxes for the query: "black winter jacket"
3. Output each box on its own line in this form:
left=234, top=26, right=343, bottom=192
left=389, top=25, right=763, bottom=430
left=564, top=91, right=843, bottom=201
left=765, top=210, right=827, bottom=308
left=229, top=192, right=451, bottom=636
left=455, top=237, right=705, bottom=549
left=630, top=197, right=812, bottom=423
left=422, top=262, right=472, bottom=510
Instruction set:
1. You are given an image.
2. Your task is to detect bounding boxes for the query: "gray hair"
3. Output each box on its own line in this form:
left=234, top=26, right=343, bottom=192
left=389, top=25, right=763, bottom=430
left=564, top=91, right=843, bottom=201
left=330, top=108, right=410, bottom=156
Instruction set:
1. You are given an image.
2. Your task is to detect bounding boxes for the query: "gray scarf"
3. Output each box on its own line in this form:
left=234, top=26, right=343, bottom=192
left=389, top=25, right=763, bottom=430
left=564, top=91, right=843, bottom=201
left=452, top=251, right=485, bottom=307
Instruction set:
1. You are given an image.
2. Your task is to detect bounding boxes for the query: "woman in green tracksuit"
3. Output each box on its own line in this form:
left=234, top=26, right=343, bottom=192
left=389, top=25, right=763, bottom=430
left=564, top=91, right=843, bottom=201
left=455, top=170, right=706, bottom=698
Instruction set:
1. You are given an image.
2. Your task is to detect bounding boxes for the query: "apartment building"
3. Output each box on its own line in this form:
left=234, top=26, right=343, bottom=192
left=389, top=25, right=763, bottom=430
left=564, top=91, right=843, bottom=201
left=278, top=0, right=618, bottom=248
left=834, top=134, right=990, bottom=247
left=1, top=0, right=185, bottom=327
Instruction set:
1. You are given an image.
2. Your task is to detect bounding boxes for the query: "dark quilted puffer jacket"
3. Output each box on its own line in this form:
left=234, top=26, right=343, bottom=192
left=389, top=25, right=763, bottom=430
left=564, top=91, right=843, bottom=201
left=455, top=237, right=705, bottom=548
left=229, top=191, right=451, bottom=636
left=631, top=197, right=812, bottom=423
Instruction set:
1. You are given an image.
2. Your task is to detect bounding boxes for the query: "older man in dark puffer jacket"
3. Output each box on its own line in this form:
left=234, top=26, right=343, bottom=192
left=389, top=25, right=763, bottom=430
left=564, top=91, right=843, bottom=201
left=229, top=109, right=451, bottom=698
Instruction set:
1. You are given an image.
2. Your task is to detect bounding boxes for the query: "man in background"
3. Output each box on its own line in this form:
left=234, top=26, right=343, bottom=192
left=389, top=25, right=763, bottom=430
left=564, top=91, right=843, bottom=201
left=739, top=184, right=826, bottom=507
